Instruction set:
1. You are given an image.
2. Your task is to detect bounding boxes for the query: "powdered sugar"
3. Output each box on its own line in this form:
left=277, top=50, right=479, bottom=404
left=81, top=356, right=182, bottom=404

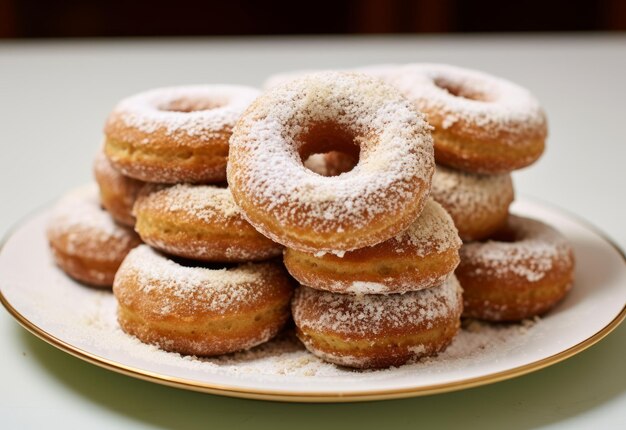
left=431, top=164, right=514, bottom=222
left=114, top=245, right=278, bottom=315
left=264, top=64, right=547, bottom=145
left=107, top=85, right=260, bottom=144
left=388, top=63, right=547, bottom=142
left=3, top=213, right=552, bottom=383
left=345, top=281, right=389, bottom=294
left=263, top=64, right=400, bottom=90
left=389, top=198, right=462, bottom=256
left=292, top=275, right=462, bottom=336
left=460, top=215, right=574, bottom=282
left=228, top=71, right=434, bottom=251
left=48, top=284, right=539, bottom=379
left=46, top=184, right=139, bottom=260
left=136, top=184, right=241, bottom=223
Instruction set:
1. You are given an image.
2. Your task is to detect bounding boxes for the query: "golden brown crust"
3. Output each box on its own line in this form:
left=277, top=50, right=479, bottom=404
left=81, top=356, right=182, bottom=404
left=292, top=277, right=463, bottom=369
left=456, top=215, right=575, bottom=321
left=93, top=149, right=145, bottom=226
left=265, top=65, right=548, bottom=174
left=283, top=199, right=461, bottom=294
left=384, top=63, right=548, bottom=174
left=431, top=165, right=514, bottom=241
left=113, top=245, right=294, bottom=356
left=47, top=185, right=142, bottom=287
left=433, top=131, right=545, bottom=174
left=133, top=184, right=283, bottom=262
left=103, top=85, right=260, bottom=184
left=104, top=135, right=229, bottom=184
left=227, top=72, right=435, bottom=253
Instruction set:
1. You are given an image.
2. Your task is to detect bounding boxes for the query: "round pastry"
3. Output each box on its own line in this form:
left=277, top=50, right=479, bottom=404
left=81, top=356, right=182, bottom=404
left=456, top=215, right=575, bottom=321
left=133, top=184, right=283, bottom=262
left=389, top=63, right=548, bottom=174
left=284, top=199, right=461, bottom=294
left=113, top=245, right=294, bottom=356
left=292, top=275, right=463, bottom=369
left=104, top=85, right=260, bottom=184
left=47, top=185, right=142, bottom=287
left=93, top=149, right=145, bottom=226
left=431, top=164, right=514, bottom=241
left=228, top=71, right=435, bottom=253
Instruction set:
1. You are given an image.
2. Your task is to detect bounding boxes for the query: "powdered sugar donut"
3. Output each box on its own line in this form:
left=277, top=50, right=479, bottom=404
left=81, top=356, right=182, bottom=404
left=431, top=165, right=514, bottom=241
left=93, top=149, right=145, bottom=226
left=104, top=85, right=260, bottom=184
left=388, top=63, right=547, bottom=173
left=456, top=215, right=574, bottom=321
left=228, top=72, right=435, bottom=253
left=113, top=245, right=294, bottom=356
left=133, top=184, right=283, bottom=262
left=284, top=199, right=461, bottom=294
left=292, top=275, right=463, bottom=369
left=47, top=185, right=142, bottom=287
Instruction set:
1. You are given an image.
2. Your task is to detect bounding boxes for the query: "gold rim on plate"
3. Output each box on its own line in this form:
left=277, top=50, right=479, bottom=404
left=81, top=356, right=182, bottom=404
left=1, top=201, right=625, bottom=403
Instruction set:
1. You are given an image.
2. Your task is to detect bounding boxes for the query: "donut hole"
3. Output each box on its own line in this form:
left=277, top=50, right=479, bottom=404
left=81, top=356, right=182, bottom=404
left=160, top=97, right=226, bottom=113
left=169, top=255, right=237, bottom=270
left=303, top=151, right=359, bottom=177
left=299, top=122, right=360, bottom=176
left=490, top=227, right=520, bottom=243
left=433, top=77, right=491, bottom=102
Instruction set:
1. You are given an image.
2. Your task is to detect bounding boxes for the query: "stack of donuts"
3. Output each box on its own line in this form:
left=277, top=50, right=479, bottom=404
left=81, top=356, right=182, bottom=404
left=46, top=63, right=575, bottom=370
left=229, top=72, right=464, bottom=368
left=265, top=64, right=575, bottom=323
left=49, top=85, right=295, bottom=357
left=372, top=64, right=575, bottom=322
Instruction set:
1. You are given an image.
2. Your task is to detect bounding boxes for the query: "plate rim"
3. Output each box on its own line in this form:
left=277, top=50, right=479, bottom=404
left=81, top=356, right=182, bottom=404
left=1, top=198, right=625, bottom=403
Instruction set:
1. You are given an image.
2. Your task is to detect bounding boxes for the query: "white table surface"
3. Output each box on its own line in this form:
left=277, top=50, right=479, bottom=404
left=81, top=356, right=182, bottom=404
left=1, top=35, right=625, bottom=429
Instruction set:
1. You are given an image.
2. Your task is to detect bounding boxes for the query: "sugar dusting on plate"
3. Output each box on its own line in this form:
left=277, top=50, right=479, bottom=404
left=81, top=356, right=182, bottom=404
left=23, top=274, right=540, bottom=381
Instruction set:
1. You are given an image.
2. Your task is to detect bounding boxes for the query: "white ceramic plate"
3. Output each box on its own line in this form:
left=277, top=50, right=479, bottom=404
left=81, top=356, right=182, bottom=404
left=1, top=198, right=625, bottom=402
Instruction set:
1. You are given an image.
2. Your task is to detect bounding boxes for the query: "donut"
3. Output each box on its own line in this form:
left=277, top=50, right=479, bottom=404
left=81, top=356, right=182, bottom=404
left=133, top=184, right=283, bottom=262
left=228, top=72, right=435, bottom=253
left=284, top=199, right=461, bottom=294
left=113, top=245, right=294, bottom=356
left=93, top=149, right=145, bottom=226
left=431, top=164, right=514, bottom=241
left=104, top=85, right=260, bottom=184
left=456, top=215, right=575, bottom=321
left=388, top=63, right=548, bottom=174
left=47, top=185, right=142, bottom=287
left=292, top=275, right=463, bottom=369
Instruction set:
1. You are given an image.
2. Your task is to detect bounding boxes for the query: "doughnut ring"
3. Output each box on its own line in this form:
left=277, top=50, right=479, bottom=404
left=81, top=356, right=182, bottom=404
left=388, top=63, right=548, bottom=174
left=228, top=71, right=435, bottom=253
left=133, top=184, right=283, bottom=262
left=292, top=275, right=463, bottom=369
left=284, top=199, right=461, bottom=294
left=431, top=164, right=514, bottom=241
left=104, top=85, right=260, bottom=184
left=456, top=215, right=575, bottom=321
left=47, top=185, right=142, bottom=287
left=93, top=149, right=145, bottom=226
left=113, top=245, right=294, bottom=356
